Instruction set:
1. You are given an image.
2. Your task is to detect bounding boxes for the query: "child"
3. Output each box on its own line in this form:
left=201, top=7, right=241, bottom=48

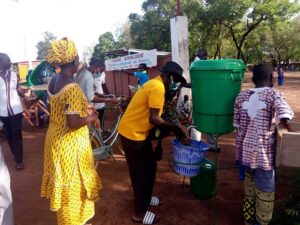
left=233, top=63, right=293, bottom=225
left=277, top=67, right=284, bottom=86
left=179, top=94, right=192, bottom=123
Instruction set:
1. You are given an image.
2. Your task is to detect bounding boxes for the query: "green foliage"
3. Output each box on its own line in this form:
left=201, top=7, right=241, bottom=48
left=99, top=0, right=300, bottom=63
left=36, top=31, right=56, bottom=60
left=129, top=0, right=178, bottom=51
left=92, top=32, right=119, bottom=61
left=200, top=0, right=300, bottom=61
left=242, top=15, right=300, bottom=64
left=271, top=168, right=300, bottom=225
left=115, top=20, right=132, bottom=48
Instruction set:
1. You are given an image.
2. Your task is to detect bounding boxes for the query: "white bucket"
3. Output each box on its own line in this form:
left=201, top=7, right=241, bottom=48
left=189, top=127, right=201, bottom=141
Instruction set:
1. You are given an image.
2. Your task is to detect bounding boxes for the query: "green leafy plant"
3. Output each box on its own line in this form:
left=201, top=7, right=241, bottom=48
left=271, top=168, right=300, bottom=225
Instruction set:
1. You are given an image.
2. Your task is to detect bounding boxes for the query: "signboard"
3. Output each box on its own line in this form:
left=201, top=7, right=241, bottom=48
left=105, top=49, right=157, bottom=71
left=14, top=61, right=41, bottom=83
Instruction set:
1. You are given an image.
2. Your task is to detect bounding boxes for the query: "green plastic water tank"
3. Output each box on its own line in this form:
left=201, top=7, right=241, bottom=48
left=190, top=158, right=216, bottom=199
left=190, top=59, right=246, bottom=134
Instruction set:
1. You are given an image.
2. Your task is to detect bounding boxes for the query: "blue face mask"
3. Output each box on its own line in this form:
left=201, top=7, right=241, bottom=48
left=169, top=82, right=181, bottom=91
left=94, top=73, right=101, bottom=78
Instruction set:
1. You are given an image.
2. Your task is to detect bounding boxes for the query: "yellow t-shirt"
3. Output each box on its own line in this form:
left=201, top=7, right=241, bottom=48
left=118, top=76, right=165, bottom=141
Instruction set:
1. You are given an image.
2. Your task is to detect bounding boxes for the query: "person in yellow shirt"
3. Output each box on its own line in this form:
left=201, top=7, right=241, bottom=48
left=118, top=61, right=187, bottom=225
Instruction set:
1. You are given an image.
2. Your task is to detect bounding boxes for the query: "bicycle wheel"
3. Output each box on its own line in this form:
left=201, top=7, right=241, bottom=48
left=89, top=132, right=102, bottom=169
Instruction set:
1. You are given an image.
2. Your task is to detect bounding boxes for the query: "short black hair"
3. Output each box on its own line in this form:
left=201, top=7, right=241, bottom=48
left=138, top=63, right=147, bottom=70
left=89, top=58, right=104, bottom=68
left=196, top=49, right=208, bottom=59
left=252, top=63, right=273, bottom=82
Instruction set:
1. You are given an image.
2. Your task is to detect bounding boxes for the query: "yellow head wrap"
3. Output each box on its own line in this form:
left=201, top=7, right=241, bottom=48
left=46, top=38, right=78, bottom=66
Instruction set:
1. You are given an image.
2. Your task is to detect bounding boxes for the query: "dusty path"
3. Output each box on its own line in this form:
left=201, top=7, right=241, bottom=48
left=1, top=71, right=299, bottom=225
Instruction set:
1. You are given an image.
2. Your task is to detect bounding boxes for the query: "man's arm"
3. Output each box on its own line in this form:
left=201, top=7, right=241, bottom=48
left=102, top=83, right=110, bottom=95
left=149, top=108, right=187, bottom=140
left=122, top=69, right=134, bottom=76
left=92, top=96, right=118, bottom=104
left=17, top=86, right=38, bottom=107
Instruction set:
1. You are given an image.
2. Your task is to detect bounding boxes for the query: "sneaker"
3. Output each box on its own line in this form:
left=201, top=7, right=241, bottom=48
left=15, top=163, right=25, bottom=170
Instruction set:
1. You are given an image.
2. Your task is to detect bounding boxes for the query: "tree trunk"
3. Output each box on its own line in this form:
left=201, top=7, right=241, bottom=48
left=227, top=16, right=266, bottom=62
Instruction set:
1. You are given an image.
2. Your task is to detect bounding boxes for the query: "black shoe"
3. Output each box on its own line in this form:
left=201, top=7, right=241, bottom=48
left=15, top=163, right=25, bottom=171
left=208, top=147, right=220, bottom=153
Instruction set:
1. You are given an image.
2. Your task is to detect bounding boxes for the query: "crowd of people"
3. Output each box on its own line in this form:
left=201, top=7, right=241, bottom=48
left=0, top=37, right=295, bottom=225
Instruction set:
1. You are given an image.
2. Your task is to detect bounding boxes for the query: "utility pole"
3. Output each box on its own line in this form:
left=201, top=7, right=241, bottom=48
left=176, top=0, right=182, bottom=16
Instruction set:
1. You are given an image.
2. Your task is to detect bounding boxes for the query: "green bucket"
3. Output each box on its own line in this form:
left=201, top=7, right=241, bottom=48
left=190, top=59, right=246, bottom=134
left=190, top=158, right=216, bottom=199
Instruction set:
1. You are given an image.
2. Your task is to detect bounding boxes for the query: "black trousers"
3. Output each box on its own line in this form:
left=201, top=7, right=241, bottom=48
left=120, top=134, right=157, bottom=214
left=0, top=113, right=23, bottom=163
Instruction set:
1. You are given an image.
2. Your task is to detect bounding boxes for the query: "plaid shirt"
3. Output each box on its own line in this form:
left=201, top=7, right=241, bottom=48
left=234, top=87, right=293, bottom=170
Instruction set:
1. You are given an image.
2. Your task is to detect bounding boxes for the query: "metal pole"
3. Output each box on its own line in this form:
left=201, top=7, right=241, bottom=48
left=176, top=0, right=182, bottom=16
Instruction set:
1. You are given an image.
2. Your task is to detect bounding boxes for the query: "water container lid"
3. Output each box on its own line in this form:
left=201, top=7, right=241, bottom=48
left=190, top=59, right=246, bottom=71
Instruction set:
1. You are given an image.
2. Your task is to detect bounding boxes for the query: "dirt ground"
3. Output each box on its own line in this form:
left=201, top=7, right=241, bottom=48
left=1, top=71, right=299, bottom=225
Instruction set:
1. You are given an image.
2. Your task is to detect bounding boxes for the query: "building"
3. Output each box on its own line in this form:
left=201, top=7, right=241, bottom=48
left=104, top=48, right=171, bottom=98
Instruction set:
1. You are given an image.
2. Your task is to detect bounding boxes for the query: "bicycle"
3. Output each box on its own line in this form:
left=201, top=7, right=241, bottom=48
left=89, top=96, right=129, bottom=168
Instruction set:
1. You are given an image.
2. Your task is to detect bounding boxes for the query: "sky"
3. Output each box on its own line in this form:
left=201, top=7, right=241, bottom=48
left=0, top=0, right=144, bottom=63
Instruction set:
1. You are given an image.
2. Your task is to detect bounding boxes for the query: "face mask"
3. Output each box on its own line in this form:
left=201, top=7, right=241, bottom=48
left=94, top=73, right=101, bottom=78
left=169, top=82, right=181, bottom=91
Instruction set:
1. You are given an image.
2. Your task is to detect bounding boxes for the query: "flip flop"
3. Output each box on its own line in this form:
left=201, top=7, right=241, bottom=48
left=132, top=211, right=160, bottom=225
left=149, top=196, right=162, bottom=206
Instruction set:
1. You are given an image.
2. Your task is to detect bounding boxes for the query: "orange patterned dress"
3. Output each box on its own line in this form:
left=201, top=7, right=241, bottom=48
left=41, top=83, right=101, bottom=225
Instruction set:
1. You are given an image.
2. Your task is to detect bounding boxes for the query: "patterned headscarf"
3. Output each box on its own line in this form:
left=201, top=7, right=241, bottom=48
left=46, top=38, right=78, bottom=67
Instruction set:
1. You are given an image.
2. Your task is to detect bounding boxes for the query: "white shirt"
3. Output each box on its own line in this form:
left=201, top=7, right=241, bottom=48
left=0, top=71, right=23, bottom=117
left=75, top=69, right=95, bottom=103
left=94, top=72, right=106, bottom=109
left=0, top=146, right=14, bottom=225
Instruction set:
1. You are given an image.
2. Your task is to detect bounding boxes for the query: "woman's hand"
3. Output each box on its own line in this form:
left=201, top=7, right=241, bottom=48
left=87, top=105, right=97, bottom=115
left=90, top=113, right=100, bottom=129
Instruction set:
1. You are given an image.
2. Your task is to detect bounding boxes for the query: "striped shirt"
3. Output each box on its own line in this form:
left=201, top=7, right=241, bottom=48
left=233, top=87, right=293, bottom=170
left=0, top=70, right=23, bottom=117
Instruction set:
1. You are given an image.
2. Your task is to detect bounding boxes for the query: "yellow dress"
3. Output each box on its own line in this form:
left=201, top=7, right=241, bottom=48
left=41, top=83, right=101, bottom=225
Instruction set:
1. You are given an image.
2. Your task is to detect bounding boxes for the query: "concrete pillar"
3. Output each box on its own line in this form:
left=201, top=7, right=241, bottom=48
left=170, top=16, right=190, bottom=82
left=170, top=16, right=191, bottom=110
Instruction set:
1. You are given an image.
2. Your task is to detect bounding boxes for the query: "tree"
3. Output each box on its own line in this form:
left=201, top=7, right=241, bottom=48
left=92, top=32, right=119, bottom=61
left=267, top=16, right=300, bottom=65
left=201, top=0, right=299, bottom=61
left=115, top=20, right=132, bottom=48
left=291, top=16, right=300, bottom=61
left=129, top=0, right=180, bottom=51
left=82, top=44, right=95, bottom=64
left=109, top=0, right=300, bottom=62
left=36, top=31, right=56, bottom=60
